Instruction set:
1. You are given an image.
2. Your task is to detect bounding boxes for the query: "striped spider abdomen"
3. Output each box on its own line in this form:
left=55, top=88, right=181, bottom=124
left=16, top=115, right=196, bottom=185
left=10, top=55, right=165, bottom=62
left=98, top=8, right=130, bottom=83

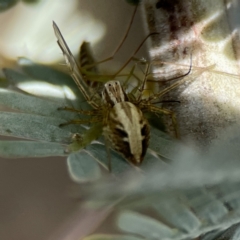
left=102, top=81, right=150, bottom=165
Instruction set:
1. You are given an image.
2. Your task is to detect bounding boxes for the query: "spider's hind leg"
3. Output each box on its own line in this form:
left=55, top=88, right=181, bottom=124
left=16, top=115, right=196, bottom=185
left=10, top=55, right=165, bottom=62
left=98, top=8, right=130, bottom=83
left=147, top=105, right=179, bottom=139
left=59, top=117, right=101, bottom=128
left=57, top=106, right=98, bottom=115
left=57, top=106, right=101, bottom=127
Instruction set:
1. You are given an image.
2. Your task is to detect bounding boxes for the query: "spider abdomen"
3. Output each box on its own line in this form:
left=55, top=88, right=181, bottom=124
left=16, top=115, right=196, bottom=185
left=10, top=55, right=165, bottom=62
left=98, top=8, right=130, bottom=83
left=103, top=101, right=150, bottom=165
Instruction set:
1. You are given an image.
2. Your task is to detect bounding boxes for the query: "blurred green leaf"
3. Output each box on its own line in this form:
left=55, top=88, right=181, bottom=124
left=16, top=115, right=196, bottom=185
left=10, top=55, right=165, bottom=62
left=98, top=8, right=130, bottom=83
left=117, top=210, right=176, bottom=239
left=22, top=0, right=40, bottom=4
left=18, top=58, right=73, bottom=86
left=67, top=151, right=102, bottom=182
left=0, top=77, right=9, bottom=88
left=0, top=140, right=66, bottom=158
left=17, top=58, right=89, bottom=109
left=85, top=143, right=130, bottom=174
left=0, top=87, right=90, bottom=125
left=152, top=198, right=201, bottom=233
left=0, top=111, right=72, bottom=142
left=0, top=0, right=18, bottom=12
left=183, top=189, right=229, bottom=224
left=3, top=68, right=30, bottom=84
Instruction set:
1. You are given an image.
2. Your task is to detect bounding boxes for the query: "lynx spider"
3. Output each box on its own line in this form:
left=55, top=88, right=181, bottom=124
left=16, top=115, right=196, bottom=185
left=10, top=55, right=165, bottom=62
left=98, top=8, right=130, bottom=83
left=53, top=21, right=188, bottom=166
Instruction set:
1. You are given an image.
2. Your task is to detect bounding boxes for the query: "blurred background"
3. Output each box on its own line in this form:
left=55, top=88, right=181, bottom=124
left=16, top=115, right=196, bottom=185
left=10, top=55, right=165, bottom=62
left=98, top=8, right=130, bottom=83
left=0, top=1, right=146, bottom=239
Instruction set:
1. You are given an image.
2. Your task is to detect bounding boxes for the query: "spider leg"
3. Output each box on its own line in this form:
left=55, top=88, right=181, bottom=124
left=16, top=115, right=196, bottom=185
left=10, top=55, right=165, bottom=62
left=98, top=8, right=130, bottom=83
left=58, top=106, right=98, bottom=116
left=81, top=5, right=139, bottom=71
left=53, top=21, right=99, bottom=109
left=59, top=117, right=101, bottom=127
left=69, top=122, right=103, bottom=151
left=147, top=105, right=179, bottom=138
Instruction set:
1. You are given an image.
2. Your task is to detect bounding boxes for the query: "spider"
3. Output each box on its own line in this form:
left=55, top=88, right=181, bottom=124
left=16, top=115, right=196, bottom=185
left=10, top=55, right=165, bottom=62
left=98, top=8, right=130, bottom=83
left=52, top=21, right=191, bottom=167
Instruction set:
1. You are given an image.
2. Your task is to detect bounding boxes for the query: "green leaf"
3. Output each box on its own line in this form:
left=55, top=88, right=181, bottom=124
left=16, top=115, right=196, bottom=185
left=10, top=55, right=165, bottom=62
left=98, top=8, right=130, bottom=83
left=0, top=88, right=68, bottom=118
left=0, top=0, right=18, bottom=11
left=67, top=151, right=102, bottom=182
left=3, top=68, right=29, bottom=85
left=117, top=210, right=176, bottom=239
left=3, top=68, right=70, bottom=106
left=22, top=0, right=41, bottom=4
left=17, top=58, right=89, bottom=108
left=182, top=189, right=229, bottom=224
left=85, top=143, right=130, bottom=174
left=0, top=77, right=9, bottom=88
left=18, top=58, right=74, bottom=86
left=0, top=85, right=93, bottom=139
left=0, top=111, right=72, bottom=142
left=0, top=140, right=66, bottom=158
left=152, top=198, right=201, bottom=232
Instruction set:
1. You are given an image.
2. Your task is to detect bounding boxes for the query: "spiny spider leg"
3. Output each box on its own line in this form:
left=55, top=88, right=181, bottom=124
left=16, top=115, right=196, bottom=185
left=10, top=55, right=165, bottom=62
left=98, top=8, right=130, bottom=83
left=59, top=117, right=101, bottom=127
left=82, top=5, right=138, bottom=70
left=147, top=53, right=193, bottom=83
left=57, top=106, right=99, bottom=116
left=70, top=123, right=103, bottom=150
left=79, top=6, right=159, bottom=82
left=53, top=21, right=99, bottom=109
left=113, top=32, right=159, bottom=77
left=146, top=105, right=179, bottom=138
left=147, top=61, right=214, bottom=103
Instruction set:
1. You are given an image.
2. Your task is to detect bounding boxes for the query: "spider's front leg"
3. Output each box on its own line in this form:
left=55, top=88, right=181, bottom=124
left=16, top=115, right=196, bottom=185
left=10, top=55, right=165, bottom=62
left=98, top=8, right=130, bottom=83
left=147, top=105, right=179, bottom=138
left=59, top=117, right=101, bottom=128
left=69, top=122, right=103, bottom=152
left=57, top=106, right=98, bottom=115
left=57, top=106, right=101, bottom=127
left=57, top=106, right=103, bottom=150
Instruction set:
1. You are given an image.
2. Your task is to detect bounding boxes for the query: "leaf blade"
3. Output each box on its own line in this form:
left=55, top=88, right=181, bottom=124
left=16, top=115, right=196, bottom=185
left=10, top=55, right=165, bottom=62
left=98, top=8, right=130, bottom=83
left=67, top=150, right=102, bottom=182
left=0, top=140, right=66, bottom=158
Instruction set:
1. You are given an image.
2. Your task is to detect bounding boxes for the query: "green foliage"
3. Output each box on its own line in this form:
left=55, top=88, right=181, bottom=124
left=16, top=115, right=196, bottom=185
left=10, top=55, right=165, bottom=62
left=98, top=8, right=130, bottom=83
left=22, top=0, right=40, bottom=4
left=0, top=0, right=41, bottom=12
left=67, top=151, right=102, bottom=182
left=0, top=0, right=18, bottom=11
left=0, top=141, right=65, bottom=157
